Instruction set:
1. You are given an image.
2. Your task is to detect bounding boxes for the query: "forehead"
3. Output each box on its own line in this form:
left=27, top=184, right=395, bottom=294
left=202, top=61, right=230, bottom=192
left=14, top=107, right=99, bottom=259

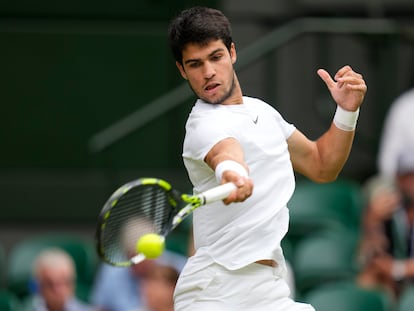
left=39, top=265, right=73, bottom=278
left=181, top=39, right=227, bottom=61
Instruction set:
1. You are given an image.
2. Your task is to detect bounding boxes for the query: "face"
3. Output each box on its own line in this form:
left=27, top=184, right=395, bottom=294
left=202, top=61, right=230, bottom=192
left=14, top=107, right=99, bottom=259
left=130, top=259, right=156, bottom=278
left=369, top=188, right=401, bottom=219
left=142, top=276, right=175, bottom=310
left=37, top=265, right=74, bottom=311
left=176, top=40, right=241, bottom=105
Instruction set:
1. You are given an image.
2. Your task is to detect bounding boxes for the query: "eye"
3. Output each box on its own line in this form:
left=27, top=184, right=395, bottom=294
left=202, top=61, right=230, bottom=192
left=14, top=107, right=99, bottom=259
left=211, top=54, right=222, bottom=61
left=188, top=62, right=201, bottom=68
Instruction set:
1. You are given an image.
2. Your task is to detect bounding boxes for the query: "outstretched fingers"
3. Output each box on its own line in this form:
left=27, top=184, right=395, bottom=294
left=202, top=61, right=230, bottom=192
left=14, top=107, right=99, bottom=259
left=319, top=65, right=367, bottom=111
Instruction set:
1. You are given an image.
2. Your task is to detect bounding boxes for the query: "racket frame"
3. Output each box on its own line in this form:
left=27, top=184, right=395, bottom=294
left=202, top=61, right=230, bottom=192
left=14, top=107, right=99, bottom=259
left=96, top=178, right=236, bottom=267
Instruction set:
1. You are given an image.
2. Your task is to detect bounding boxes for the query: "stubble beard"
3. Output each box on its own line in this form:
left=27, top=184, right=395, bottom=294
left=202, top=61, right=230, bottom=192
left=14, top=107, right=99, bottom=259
left=189, top=72, right=236, bottom=105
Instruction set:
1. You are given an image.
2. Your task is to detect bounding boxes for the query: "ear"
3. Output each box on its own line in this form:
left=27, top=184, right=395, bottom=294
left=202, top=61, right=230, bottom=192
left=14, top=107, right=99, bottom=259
left=230, top=42, right=237, bottom=64
left=176, top=61, right=188, bottom=80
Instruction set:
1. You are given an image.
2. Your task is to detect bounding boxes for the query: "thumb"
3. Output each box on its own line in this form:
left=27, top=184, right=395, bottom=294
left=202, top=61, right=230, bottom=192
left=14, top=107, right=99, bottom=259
left=317, top=69, right=336, bottom=89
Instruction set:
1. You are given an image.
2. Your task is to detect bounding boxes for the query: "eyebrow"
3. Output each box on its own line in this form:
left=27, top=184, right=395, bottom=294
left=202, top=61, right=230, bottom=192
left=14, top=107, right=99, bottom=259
left=184, top=48, right=225, bottom=65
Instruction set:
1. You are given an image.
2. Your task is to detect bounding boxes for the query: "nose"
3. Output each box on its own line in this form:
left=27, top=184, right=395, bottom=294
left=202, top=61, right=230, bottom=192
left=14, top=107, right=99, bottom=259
left=203, top=61, right=215, bottom=79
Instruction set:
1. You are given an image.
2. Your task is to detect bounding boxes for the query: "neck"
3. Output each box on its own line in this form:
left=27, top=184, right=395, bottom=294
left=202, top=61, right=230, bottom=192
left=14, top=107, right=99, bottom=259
left=221, top=72, right=243, bottom=105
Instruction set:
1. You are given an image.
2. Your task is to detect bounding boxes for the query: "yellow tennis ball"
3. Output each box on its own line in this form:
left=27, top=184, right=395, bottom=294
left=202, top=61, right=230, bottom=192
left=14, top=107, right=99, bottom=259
left=136, top=233, right=165, bottom=259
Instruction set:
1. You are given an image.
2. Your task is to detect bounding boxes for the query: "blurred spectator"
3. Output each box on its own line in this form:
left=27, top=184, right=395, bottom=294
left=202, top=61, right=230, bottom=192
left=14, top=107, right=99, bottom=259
left=356, top=175, right=400, bottom=299
left=357, top=149, right=414, bottom=301
left=133, top=264, right=178, bottom=311
left=25, top=247, right=96, bottom=311
left=377, top=88, right=414, bottom=177
left=91, top=217, right=187, bottom=311
left=91, top=251, right=186, bottom=311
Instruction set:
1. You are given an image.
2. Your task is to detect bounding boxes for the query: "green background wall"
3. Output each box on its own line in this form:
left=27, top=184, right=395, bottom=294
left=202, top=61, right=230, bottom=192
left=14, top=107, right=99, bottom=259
left=1, top=1, right=412, bottom=224
left=0, top=0, right=219, bottom=223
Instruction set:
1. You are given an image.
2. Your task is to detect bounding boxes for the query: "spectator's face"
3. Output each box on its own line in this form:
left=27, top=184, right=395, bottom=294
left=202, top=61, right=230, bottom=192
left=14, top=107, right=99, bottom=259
left=130, top=258, right=157, bottom=278
left=369, top=188, right=400, bottom=219
left=142, top=276, right=175, bottom=310
left=38, top=265, right=74, bottom=310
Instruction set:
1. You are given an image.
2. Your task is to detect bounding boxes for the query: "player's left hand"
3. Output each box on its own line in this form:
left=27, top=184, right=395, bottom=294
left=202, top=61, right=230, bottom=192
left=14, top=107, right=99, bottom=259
left=317, top=65, right=367, bottom=112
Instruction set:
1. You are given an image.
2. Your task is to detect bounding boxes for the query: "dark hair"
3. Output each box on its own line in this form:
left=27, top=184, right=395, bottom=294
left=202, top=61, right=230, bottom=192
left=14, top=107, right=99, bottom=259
left=168, top=6, right=233, bottom=65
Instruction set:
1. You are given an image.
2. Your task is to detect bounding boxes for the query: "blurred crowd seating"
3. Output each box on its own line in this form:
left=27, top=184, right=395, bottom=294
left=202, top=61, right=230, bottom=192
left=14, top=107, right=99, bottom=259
left=285, top=179, right=364, bottom=298
left=1, top=178, right=414, bottom=311
left=0, top=216, right=191, bottom=310
left=284, top=179, right=414, bottom=311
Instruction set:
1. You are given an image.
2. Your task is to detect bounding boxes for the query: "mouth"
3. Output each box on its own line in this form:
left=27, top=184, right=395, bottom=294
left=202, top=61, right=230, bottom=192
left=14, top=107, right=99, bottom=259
left=204, top=83, right=220, bottom=93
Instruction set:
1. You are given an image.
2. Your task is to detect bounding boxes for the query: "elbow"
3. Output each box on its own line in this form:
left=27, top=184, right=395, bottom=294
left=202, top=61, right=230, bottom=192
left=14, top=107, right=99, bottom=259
left=311, top=170, right=340, bottom=184
left=295, top=158, right=343, bottom=183
left=314, top=175, right=338, bottom=184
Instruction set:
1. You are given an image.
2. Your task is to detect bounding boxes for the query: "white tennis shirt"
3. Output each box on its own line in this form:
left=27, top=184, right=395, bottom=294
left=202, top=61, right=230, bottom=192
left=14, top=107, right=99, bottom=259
left=378, top=88, right=414, bottom=177
left=182, top=96, right=296, bottom=272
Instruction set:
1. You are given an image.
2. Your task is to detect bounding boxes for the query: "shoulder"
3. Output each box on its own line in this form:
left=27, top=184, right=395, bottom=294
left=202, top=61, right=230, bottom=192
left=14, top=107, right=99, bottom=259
left=187, top=100, right=228, bottom=124
left=243, top=96, right=280, bottom=114
left=95, top=263, right=132, bottom=283
left=390, top=88, right=414, bottom=113
left=243, top=96, right=268, bottom=106
left=67, top=298, right=96, bottom=311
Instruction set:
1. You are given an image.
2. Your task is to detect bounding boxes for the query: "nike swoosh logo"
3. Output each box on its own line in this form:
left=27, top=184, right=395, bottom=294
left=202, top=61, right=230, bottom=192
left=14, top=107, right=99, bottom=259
left=253, top=115, right=259, bottom=124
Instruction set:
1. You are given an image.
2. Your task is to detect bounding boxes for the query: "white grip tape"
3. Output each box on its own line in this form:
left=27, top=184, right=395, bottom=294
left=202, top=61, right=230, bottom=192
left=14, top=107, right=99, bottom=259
left=333, top=106, right=360, bottom=131
left=202, top=183, right=237, bottom=204
left=215, top=160, right=248, bottom=183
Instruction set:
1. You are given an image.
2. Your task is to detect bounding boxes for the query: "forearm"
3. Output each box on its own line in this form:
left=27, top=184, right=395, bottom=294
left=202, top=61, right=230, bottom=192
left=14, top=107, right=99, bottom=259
left=204, top=137, right=253, bottom=204
left=302, top=64, right=365, bottom=182
left=314, top=122, right=355, bottom=181
left=315, top=104, right=360, bottom=180
left=289, top=123, right=355, bottom=183
left=204, top=137, right=247, bottom=171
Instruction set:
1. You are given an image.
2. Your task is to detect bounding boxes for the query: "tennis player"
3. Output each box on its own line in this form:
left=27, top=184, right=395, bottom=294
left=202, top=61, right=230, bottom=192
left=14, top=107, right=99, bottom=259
left=168, top=6, right=367, bottom=310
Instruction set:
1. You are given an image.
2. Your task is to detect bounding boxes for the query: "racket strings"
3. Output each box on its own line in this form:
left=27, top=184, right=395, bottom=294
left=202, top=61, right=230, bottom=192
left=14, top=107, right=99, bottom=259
left=99, top=184, right=174, bottom=265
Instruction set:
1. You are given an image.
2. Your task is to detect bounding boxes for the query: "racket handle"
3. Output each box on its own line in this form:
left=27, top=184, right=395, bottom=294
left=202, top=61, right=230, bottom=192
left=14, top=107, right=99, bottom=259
left=201, top=182, right=237, bottom=204
left=171, top=183, right=237, bottom=230
left=130, top=253, right=146, bottom=265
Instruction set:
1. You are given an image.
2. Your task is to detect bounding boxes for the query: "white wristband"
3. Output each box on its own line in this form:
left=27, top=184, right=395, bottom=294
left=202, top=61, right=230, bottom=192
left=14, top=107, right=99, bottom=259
left=333, top=106, right=360, bottom=131
left=215, top=160, right=248, bottom=183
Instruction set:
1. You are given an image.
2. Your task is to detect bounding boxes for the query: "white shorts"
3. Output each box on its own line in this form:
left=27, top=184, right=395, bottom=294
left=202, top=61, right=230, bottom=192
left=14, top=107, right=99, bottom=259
left=174, top=261, right=315, bottom=311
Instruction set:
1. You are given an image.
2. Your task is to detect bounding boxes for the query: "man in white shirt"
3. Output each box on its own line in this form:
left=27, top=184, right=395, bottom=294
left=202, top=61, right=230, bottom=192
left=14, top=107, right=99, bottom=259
left=168, top=6, right=367, bottom=310
left=29, top=248, right=96, bottom=311
left=378, top=88, right=414, bottom=177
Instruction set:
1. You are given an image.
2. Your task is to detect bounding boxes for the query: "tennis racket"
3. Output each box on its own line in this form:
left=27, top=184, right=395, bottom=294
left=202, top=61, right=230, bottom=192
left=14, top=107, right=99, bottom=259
left=96, top=177, right=236, bottom=267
